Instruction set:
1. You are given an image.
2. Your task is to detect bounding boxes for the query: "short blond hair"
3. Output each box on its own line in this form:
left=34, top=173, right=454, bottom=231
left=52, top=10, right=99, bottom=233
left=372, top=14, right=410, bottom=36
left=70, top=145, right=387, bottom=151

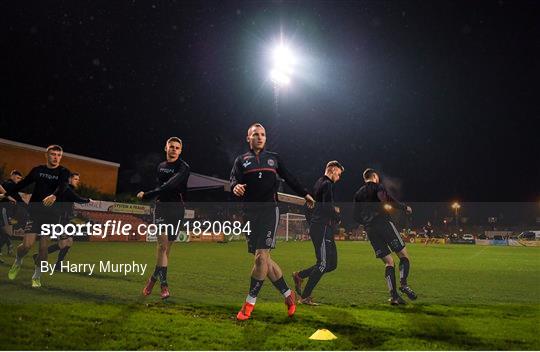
left=247, top=123, right=265, bottom=135
left=46, top=144, right=63, bottom=153
left=166, top=137, right=183, bottom=145
left=326, top=160, right=344, bottom=172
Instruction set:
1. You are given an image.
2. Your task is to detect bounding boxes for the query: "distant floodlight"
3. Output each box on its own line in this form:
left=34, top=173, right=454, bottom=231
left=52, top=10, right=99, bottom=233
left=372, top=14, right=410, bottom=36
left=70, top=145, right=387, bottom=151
left=270, top=69, right=290, bottom=86
left=269, top=42, right=296, bottom=87
left=273, top=45, right=295, bottom=68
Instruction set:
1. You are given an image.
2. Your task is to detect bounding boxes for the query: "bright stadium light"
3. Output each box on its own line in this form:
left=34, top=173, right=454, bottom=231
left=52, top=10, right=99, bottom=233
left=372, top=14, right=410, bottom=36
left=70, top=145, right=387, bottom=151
left=269, top=43, right=296, bottom=87
left=272, top=45, right=295, bottom=69
left=270, top=69, right=291, bottom=86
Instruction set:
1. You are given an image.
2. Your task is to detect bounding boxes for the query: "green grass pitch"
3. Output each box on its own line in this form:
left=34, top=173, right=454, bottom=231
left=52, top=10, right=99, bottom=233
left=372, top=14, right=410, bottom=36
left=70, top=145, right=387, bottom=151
left=0, top=240, right=539, bottom=350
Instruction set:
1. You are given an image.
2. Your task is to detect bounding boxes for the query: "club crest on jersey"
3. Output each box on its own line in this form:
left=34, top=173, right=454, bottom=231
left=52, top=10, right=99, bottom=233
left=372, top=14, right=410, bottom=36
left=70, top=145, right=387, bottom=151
left=267, top=159, right=275, bottom=167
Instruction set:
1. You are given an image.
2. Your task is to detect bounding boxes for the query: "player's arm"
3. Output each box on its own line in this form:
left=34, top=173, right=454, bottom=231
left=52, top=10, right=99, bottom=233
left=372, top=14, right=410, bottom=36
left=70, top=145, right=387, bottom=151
left=9, top=167, right=36, bottom=195
left=142, top=163, right=190, bottom=200
left=64, top=186, right=91, bottom=204
left=0, top=184, right=7, bottom=201
left=44, top=168, right=70, bottom=206
left=230, top=156, right=246, bottom=197
left=1, top=182, right=23, bottom=204
left=377, top=184, right=411, bottom=213
left=275, top=155, right=308, bottom=197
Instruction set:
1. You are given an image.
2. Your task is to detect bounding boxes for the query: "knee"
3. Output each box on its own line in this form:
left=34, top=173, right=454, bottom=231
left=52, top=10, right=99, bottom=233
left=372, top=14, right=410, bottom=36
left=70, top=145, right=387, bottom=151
left=254, top=252, right=269, bottom=267
left=157, top=243, right=168, bottom=254
left=326, top=261, right=337, bottom=273
left=384, top=256, right=395, bottom=267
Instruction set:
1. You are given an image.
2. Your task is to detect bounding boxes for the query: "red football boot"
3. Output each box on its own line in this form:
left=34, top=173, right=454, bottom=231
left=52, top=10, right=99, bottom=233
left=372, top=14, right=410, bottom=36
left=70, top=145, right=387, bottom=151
left=142, top=277, right=156, bottom=296
left=160, top=285, right=170, bottom=300
left=236, top=302, right=255, bottom=321
left=285, top=291, right=296, bottom=317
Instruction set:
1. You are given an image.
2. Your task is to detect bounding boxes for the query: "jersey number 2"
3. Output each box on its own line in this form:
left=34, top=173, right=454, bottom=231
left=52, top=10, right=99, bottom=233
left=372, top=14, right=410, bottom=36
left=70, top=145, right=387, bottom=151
left=258, top=172, right=262, bottom=179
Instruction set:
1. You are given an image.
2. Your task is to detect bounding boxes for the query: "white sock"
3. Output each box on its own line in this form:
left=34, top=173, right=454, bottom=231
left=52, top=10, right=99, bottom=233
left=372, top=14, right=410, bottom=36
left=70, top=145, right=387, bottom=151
left=32, top=265, right=41, bottom=280
left=283, top=289, right=292, bottom=298
left=245, top=295, right=257, bottom=305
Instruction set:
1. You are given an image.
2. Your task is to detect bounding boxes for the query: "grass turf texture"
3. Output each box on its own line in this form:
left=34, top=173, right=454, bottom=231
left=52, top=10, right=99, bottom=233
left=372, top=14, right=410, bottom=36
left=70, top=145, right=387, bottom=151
left=0, top=241, right=538, bottom=350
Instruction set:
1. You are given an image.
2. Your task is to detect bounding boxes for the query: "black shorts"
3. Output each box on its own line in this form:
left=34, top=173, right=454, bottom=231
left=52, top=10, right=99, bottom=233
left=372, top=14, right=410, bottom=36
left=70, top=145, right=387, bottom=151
left=0, top=205, right=9, bottom=227
left=27, top=204, right=62, bottom=235
left=366, top=218, right=405, bottom=258
left=244, top=205, right=279, bottom=254
left=154, top=203, right=184, bottom=242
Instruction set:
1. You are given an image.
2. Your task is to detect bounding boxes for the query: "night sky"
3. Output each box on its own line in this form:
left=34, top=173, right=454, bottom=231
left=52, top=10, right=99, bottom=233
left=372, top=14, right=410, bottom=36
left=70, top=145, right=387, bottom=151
left=2, top=1, right=539, bottom=202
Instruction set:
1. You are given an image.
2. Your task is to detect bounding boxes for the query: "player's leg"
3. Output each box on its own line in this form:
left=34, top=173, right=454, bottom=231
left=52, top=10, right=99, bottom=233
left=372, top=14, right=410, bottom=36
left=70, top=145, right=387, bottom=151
left=31, top=235, right=49, bottom=287
left=325, top=236, right=338, bottom=273
left=143, top=230, right=169, bottom=297
left=237, top=208, right=270, bottom=321
left=267, top=255, right=296, bottom=316
left=34, top=236, right=62, bottom=268
left=396, top=247, right=417, bottom=300
left=156, top=236, right=175, bottom=299
left=367, top=220, right=405, bottom=305
left=157, top=208, right=184, bottom=299
left=54, top=236, right=73, bottom=271
left=297, top=224, right=327, bottom=305
left=0, top=226, right=9, bottom=255
left=0, top=207, right=10, bottom=256
left=8, top=232, right=36, bottom=280
left=262, top=206, right=296, bottom=316
left=380, top=254, right=405, bottom=305
left=293, top=224, right=321, bottom=295
left=237, top=248, right=268, bottom=321
left=384, top=220, right=412, bottom=303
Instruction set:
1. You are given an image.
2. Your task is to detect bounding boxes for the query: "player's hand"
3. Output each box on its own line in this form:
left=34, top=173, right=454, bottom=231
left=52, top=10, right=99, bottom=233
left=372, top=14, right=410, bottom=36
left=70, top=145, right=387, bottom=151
left=233, top=184, right=246, bottom=197
left=7, top=196, right=17, bottom=204
left=43, top=194, right=57, bottom=207
left=88, top=199, right=98, bottom=206
left=0, top=193, right=4, bottom=200
left=136, top=191, right=145, bottom=200
left=334, top=206, right=340, bottom=214
left=305, top=194, right=315, bottom=209
left=406, top=206, right=413, bottom=214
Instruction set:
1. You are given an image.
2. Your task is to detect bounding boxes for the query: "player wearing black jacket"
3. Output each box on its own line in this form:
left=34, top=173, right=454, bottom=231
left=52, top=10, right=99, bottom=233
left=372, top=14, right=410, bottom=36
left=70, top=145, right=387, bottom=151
left=0, top=170, right=24, bottom=255
left=231, top=123, right=315, bottom=321
left=293, top=161, right=344, bottom=305
left=138, top=137, right=190, bottom=300
left=353, top=168, right=417, bottom=305
left=7, top=145, right=70, bottom=288
left=38, top=172, right=93, bottom=272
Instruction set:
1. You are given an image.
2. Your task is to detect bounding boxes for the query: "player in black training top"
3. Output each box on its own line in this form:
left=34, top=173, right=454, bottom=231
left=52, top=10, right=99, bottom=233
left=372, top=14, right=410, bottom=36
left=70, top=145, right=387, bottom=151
left=353, top=168, right=417, bottom=305
left=7, top=145, right=70, bottom=288
left=138, top=137, right=190, bottom=300
left=35, top=172, right=94, bottom=272
left=293, top=160, right=344, bottom=305
left=0, top=170, right=24, bottom=256
left=423, top=221, right=435, bottom=246
left=230, top=123, right=315, bottom=321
